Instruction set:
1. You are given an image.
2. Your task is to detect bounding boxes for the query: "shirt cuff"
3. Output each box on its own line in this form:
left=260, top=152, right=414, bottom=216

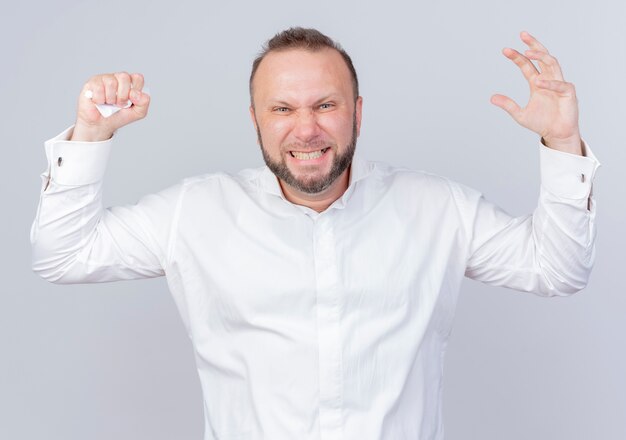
left=43, top=125, right=113, bottom=186
left=539, top=139, right=600, bottom=199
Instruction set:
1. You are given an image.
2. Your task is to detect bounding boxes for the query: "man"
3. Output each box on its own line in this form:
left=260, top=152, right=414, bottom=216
left=31, top=28, right=599, bottom=439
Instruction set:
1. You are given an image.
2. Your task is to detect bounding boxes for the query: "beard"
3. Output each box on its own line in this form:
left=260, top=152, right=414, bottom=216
left=257, top=114, right=358, bottom=195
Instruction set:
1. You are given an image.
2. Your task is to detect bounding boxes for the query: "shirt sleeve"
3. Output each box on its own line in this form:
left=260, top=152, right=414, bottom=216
left=461, top=139, right=600, bottom=296
left=30, top=126, right=184, bottom=284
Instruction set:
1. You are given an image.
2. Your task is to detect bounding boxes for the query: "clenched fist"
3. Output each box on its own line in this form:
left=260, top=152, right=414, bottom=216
left=71, top=72, right=150, bottom=142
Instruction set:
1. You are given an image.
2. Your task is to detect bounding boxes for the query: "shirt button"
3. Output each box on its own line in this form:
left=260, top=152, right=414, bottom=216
left=57, top=157, right=63, bottom=167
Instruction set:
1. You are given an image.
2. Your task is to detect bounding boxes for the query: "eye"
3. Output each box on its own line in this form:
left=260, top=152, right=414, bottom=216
left=319, top=103, right=334, bottom=110
left=273, top=107, right=290, bottom=113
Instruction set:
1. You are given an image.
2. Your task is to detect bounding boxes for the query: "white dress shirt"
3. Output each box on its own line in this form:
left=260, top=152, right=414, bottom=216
left=31, top=127, right=600, bottom=440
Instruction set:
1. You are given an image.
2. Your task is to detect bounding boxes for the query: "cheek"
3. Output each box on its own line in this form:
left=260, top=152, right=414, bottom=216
left=261, top=120, right=292, bottom=144
left=318, top=113, right=354, bottom=141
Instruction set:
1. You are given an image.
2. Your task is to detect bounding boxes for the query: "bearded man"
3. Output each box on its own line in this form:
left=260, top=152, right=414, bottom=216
left=31, top=27, right=599, bottom=440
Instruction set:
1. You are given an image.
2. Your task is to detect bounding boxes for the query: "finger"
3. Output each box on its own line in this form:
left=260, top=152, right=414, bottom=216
left=79, top=83, right=104, bottom=124
left=502, top=47, right=539, bottom=82
left=103, top=75, right=118, bottom=105
left=524, top=49, right=564, bottom=81
left=490, top=94, right=522, bottom=121
left=85, top=79, right=106, bottom=105
left=130, top=73, right=145, bottom=91
left=106, top=89, right=150, bottom=127
left=534, top=78, right=576, bottom=96
left=114, top=72, right=132, bottom=107
left=519, top=31, right=555, bottom=78
left=129, top=88, right=151, bottom=117
left=520, top=31, right=549, bottom=53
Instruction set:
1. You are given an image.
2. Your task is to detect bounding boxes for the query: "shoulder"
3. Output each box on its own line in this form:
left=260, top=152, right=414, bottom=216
left=179, top=165, right=264, bottom=190
left=368, top=159, right=474, bottom=197
left=173, top=165, right=268, bottom=206
left=363, top=159, right=484, bottom=220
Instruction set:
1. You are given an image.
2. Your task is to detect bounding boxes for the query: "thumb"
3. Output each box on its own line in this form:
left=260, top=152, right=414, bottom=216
left=109, top=88, right=151, bottom=126
left=490, top=94, right=522, bottom=122
left=129, top=88, right=151, bottom=118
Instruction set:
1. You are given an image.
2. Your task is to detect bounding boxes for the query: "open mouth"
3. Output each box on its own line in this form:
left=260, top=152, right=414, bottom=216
left=289, top=147, right=330, bottom=160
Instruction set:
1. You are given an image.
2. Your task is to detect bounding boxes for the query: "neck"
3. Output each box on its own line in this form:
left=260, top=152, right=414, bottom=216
left=279, top=167, right=351, bottom=213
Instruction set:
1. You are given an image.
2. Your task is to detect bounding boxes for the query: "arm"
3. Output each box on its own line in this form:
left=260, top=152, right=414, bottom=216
left=30, top=73, right=181, bottom=284
left=30, top=127, right=183, bottom=284
left=462, top=32, right=600, bottom=295
left=462, top=141, right=599, bottom=296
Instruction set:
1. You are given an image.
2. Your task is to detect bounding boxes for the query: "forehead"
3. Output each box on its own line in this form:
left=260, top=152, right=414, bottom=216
left=253, top=48, right=353, bottom=101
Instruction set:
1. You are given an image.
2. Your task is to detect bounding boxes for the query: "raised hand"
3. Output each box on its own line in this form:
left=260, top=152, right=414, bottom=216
left=491, top=31, right=583, bottom=155
left=71, top=72, right=150, bottom=142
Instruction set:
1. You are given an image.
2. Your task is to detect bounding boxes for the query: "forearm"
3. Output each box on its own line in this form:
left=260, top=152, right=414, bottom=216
left=529, top=184, right=596, bottom=295
left=31, top=178, right=108, bottom=283
left=31, top=126, right=109, bottom=282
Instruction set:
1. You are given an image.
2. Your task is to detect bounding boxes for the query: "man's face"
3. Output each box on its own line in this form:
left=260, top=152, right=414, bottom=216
left=250, top=48, right=362, bottom=195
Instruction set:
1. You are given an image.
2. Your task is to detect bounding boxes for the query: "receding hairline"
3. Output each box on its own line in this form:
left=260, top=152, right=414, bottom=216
left=249, top=28, right=359, bottom=106
left=251, top=47, right=355, bottom=101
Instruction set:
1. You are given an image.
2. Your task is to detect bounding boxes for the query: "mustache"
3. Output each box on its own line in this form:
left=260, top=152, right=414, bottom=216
left=282, top=139, right=336, bottom=151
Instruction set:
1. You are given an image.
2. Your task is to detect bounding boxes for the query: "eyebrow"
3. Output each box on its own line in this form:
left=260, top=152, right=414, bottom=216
left=314, top=94, right=339, bottom=105
left=269, top=100, right=292, bottom=108
left=268, top=94, right=341, bottom=108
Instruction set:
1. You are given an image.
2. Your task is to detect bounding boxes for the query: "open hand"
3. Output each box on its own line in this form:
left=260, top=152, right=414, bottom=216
left=491, top=31, right=582, bottom=155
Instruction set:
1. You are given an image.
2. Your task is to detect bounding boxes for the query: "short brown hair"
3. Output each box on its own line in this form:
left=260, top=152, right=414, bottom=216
left=249, top=27, right=359, bottom=105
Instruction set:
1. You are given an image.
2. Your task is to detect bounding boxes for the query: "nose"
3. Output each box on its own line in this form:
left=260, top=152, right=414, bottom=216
left=292, top=109, right=320, bottom=143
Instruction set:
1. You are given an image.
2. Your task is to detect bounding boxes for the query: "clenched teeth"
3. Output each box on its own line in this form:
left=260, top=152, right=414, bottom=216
left=290, top=148, right=329, bottom=160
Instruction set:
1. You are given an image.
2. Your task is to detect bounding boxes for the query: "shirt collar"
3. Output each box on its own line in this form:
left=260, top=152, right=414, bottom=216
left=257, top=150, right=372, bottom=206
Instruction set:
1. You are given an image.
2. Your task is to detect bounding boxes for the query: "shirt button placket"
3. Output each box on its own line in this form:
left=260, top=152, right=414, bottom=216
left=313, top=215, right=343, bottom=440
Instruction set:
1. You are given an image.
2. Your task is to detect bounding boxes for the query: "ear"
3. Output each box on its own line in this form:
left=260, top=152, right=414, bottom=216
left=249, top=105, right=260, bottom=145
left=249, top=105, right=258, bottom=129
left=355, top=96, right=363, bottom=137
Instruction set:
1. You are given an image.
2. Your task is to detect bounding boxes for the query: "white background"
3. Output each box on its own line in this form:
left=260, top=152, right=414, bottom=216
left=2, top=0, right=624, bottom=438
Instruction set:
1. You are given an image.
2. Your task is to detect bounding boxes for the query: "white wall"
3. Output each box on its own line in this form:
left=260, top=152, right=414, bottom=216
left=2, top=0, right=624, bottom=438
